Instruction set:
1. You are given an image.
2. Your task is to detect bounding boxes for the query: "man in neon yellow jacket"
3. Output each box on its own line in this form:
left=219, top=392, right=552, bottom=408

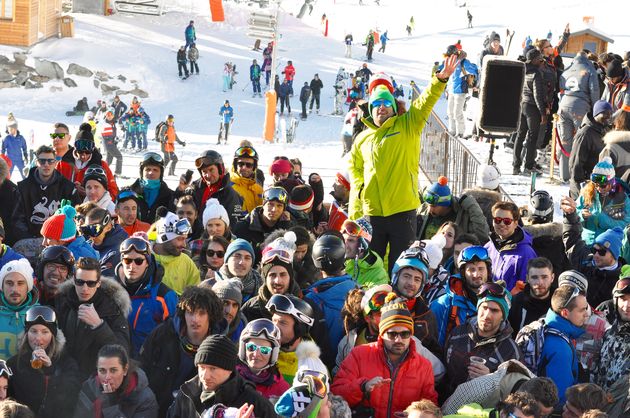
left=349, top=54, right=458, bottom=271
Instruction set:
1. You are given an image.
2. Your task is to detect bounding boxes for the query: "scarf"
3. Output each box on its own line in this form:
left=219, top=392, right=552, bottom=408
left=236, top=363, right=275, bottom=385
left=141, top=179, right=161, bottom=208
left=219, top=264, right=262, bottom=300
left=201, top=178, right=223, bottom=209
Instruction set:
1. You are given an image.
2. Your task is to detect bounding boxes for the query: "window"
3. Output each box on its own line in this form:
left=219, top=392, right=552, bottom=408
left=583, top=41, right=597, bottom=54
left=1, top=0, right=13, bottom=19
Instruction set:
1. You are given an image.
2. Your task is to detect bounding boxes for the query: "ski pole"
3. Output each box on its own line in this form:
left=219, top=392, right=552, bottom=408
left=242, top=81, right=251, bottom=92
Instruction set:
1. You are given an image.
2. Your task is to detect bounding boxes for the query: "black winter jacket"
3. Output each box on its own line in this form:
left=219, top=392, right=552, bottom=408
left=174, top=174, right=243, bottom=227
left=507, top=284, right=552, bottom=338
left=12, top=169, right=80, bottom=241
left=522, top=63, right=547, bottom=115
left=130, top=178, right=175, bottom=224
left=56, top=277, right=132, bottom=377
left=167, top=373, right=276, bottom=418
left=569, top=112, right=608, bottom=184
left=309, top=78, right=323, bottom=95
left=522, top=221, right=571, bottom=279
left=0, top=179, right=19, bottom=245
left=232, top=207, right=293, bottom=265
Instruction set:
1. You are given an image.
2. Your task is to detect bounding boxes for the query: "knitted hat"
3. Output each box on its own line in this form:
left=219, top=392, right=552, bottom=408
left=0, top=258, right=34, bottom=291
left=379, top=293, right=414, bottom=336
left=212, top=279, right=243, bottom=307
left=295, top=340, right=329, bottom=391
left=594, top=227, right=624, bottom=260
left=202, top=198, right=230, bottom=230
left=606, top=60, right=624, bottom=78
left=477, top=285, right=512, bottom=319
left=335, top=170, right=351, bottom=190
left=490, top=31, right=500, bottom=42
left=75, top=122, right=94, bottom=142
left=195, top=334, right=238, bottom=370
left=593, top=100, right=613, bottom=117
left=592, top=156, right=615, bottom=182
left=224, top=238, right=255, bottom=262
left=155, top=207, right=188, bottom=243
left=290, top=185, right=315, bottom=211
left=83, top=164, right=108, bottom=190
left=262, top=232, right=296, bottom=282
left=270, top=159, right=293, bottom=175
left=557, top=270, right=589, bottom=293
left=6, top=114, right=17, bottom=129
left=422, top=234, right=446, bottom=270
left=477, top=164, right=501, bottom=190
left=369, top=85, right=397, bottom=114
left=425, top=176, right=452, bottom=207
left=526, top=48, right=543, bottom=63
left=41, top=205, right=77, bottom=242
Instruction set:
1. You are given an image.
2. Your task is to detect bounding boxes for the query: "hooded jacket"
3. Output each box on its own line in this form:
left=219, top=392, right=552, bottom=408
left=177, top=174, right=243, bottom=227
left=507, top=283, right=552, bottom=338
left=66, top=235, right=100, bottom=260
left=12, top=169, right=81, bottom=241
left=601, top=67, right=630, bottom=117
left=569, top=112, right=609, bottom=184
left=349, top=76, right=446, bottom=219
left=600, top=130, right=630, bottom=183
left=166, top=372, right=276, bottom=418
left=73, top=368, right=158, bottom=418
left=522, top=221, right=571, bottom=279
left=559, top=53, right=600, bottom=107
left=484, top=227, right=538, bottom=291
left=417, top=194, right=489, bottom=244
left=115, top=255, right=178, bottom=356
left=0, top=287, right=39, bottom=360
left=461, top=188, right=502, bottom=231
left=563, top=211, right=622, bottom=308
left=430, top=275, right=478, bottom=347
left=332, top=337, right=438, bottom=418
left=154, top=252, right=200, bottom=296
left=2, top=132, right=27, bottom=164
left=575, top=181, right=630, bottom=245
left=93, top=224, right=129, bottom=277
left=445, top=318, right=521, bottom=394
left=130, top=178, right=175, bottom=224
left=230, top=170, right=263, bottom=213
left=345, top=250, right=389, bottom=289
left=55, top=277, right=131, bottom=377
left=7, top=330, right=83, bottom=418
left=539, top=309, right=585, bottom=406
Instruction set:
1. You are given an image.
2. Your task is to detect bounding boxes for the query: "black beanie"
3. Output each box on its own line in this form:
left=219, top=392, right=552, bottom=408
left=76, top=122, right=95, bottom=142
left=262, top=257, right=294, bottom=283
left=194, top=335, right=237, bottom=370
left=607, top=60, right=624, bottom=78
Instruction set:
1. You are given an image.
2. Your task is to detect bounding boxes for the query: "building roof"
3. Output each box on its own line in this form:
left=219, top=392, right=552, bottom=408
left=570, top=27, right=615, bottom=44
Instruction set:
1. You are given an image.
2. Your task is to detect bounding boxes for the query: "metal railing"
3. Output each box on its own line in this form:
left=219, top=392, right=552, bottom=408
left=419, top=110, right=513, bottom=202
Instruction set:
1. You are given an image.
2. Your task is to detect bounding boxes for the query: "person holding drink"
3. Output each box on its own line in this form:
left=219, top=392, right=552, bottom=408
left=6, top=305, right=82, bottom=418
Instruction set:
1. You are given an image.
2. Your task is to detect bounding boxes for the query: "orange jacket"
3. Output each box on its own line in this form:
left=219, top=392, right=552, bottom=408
left=121, top=219, right=151, bottom=236
left=332, top=338, right=437, bottom=418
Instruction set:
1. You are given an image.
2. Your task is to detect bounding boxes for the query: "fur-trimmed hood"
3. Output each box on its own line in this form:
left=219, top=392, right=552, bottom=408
left=18, top=327, right=67, bottom=359
left=57, top=276, right=132, bottom=316
left=463, top=187, right=502, bottom=202
left=522, top=222, right=563, bottom=239
left=604, top=130, right=630, bottom=145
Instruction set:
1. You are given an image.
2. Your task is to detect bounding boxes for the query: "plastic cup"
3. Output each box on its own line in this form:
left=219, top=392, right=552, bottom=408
left=469, top=356, right=486, bottom=366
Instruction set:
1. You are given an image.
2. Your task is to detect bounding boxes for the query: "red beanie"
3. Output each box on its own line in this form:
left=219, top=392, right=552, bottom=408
left=270, top=158, right=292, bottom=175
left=41, top=205, right=77, bottom=241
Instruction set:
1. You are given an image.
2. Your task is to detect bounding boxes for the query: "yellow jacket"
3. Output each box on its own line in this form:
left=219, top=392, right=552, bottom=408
left=154, top=253, right=200, bottom=295
left=230, top=170, right=263, bottom=213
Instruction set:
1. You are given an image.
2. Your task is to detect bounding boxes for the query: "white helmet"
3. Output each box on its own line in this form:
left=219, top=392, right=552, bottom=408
left=238, top=319, right=281, bottom=370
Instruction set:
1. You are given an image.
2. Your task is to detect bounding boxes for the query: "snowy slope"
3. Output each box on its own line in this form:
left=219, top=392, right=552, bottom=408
left=0, top=0, right=628, bottom=214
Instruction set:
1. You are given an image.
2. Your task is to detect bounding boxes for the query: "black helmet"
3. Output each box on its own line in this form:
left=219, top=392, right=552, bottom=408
left=195, top=150, right=225, bottom=175
left=312, top=234, right=346, bottom=274
left=232, top=146, right=259, bottom=172
left=140, top=152, right=164, bottom=179
left=530, top=190, right=553, bottom=223
left=37, top=245, right=75, bottom=280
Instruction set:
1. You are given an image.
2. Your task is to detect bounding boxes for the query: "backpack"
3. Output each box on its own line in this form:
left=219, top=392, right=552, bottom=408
left=154, top=121, right=166, bottom=142
left=515, top=318, right=571, bottom=374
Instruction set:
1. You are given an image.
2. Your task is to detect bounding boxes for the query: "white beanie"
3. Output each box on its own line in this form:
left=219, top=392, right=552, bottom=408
left=477, top=164, right=500, bottom=190
left=155, top=207, right=188, bottom=243
left=0, top=258, right=34, bottom=291
left=295, top=340, right=330, bottom=391
left=422, top=234, right=446, bottom=269
left=202, top=198, right=230, bottom=229
left=592, top=156, right=616, bottom=181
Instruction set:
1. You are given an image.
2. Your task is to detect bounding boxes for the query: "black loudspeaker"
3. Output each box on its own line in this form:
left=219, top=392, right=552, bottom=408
left=477, top=56, right=525, bottom=135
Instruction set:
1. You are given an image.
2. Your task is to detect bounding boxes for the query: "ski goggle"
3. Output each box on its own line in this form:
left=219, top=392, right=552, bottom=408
left=266, top=294, right=314, bottom=327
left=364, top=291, right=388, bottom=315
left=341, top=219, right=372, bottom=241
left=85, top=165, right=106, bottom=178
left=80, top=213, right=111, bottom=237
left=245, top=342, right=273, bottom=355
left=478, top=282, right=511, bottom=309
left=195, top=156, right=220, bottom=169
left=49, top=133, right=66, bottom=139
left=163, top=218, right=192, bottom=236
left=459, top=246, right=490, bottom=264
left=75, top=139, right=95, bottom=152
left=41, top=245, right=75, bottom=268
left=591, top=173, right=611, bottom=186
left=244, top=319, right=281, bottom=341
left=117, top=189, right=141, bottom=203
left=120, top=237, right=151, bottom=254
left=0, top=360, right=12, bottom=378
left=398, top=246, right=430, bottom=269
left=25, top=305, right=57, bottom=324
left=234, top=146, right=258, bottom=159
left=262, top=248, right=293, bottom=264
left=263, top=187, right=288, bottom=205
left=142, top=152, right=163, bottom=164
left=296, top=369, right=329, bottom=388
left=423, top=190, right=451, bottom=205
left=613, top=277, right=630, bottom=297
left=371, top=98, right=393, bottom=108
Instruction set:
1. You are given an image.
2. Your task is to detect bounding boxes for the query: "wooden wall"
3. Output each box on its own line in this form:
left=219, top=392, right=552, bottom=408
left=0, top=0, right=61, bottom=47
left=564, top=33, right=609, bottom=56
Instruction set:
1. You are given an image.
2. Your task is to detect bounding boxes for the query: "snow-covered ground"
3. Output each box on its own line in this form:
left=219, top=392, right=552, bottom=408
left=0, top=0, right=628, bottom=216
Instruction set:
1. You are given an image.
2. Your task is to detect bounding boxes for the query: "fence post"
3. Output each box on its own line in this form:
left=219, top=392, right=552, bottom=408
left=442, top=132, right=449, bottom=179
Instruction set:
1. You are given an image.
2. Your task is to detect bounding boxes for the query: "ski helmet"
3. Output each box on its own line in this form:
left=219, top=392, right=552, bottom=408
left=265, top=294, right=315, bottom=346
left=238, top=319, right=281, bottom=370
left=445, top=45, right=459, bottom=56
left=232, top=146, right=259, bottom=173
left=391, top=247, right=430, bottom=296
left=195, top=150, right=225, bottom=175
left=36, top=245, right=75, bottom=281
left=312, top=234, right=346, bottom=274
left=368, top=72, right=394, bottom=95
left=613, top=268, right=630, bottom=300
left=530, top=190, right=554, bottom=224
left=140, top=151, right=165, bottom=179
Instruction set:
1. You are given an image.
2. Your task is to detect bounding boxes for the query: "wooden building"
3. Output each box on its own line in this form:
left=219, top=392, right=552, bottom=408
left=562, top=27, right=614, bottom=57
left=0, top=0, right=62, bottom=47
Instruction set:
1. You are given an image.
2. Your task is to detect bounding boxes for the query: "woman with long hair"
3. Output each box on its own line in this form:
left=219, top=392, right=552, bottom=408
left=196, top=235, right=230, bottom=281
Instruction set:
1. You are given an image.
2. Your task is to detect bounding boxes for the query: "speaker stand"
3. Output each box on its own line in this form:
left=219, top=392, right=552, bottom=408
left=478, top=129, right=509, bottom=166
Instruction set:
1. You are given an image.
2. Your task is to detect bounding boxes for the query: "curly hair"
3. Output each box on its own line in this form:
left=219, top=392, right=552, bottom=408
left=176, top=286, right=223, bottom=328
left=341, top=288, right=366, bottom=333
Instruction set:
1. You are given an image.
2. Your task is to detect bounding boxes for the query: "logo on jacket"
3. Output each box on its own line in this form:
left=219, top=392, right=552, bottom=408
left=31, top=197, right=61, bottom=225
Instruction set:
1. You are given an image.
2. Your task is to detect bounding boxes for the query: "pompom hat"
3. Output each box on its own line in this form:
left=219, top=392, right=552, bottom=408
left=592, top=156, right=615, bottom=181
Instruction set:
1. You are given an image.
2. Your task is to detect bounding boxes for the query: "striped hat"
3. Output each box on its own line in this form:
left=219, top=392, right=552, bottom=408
left=41, top=205, right=77, bottom=242
left=378, top=293, right=414, bottom=336
left=592, top=156, right=615, bottom=181
left=289, top=185, right=315, bottom=211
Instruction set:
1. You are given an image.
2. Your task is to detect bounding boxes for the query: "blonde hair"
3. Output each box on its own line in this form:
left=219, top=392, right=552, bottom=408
left=405, top=400, right=442, bottom=418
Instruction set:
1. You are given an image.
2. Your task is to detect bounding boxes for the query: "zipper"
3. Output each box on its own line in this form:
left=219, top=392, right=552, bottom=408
left=385, top=354, right=401, bottom=418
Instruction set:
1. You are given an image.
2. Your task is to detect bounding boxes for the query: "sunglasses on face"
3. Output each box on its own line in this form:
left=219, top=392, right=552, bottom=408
left=74, top=278, right=100, bottom=288
left=385, top=330, right=412, bottom=340
left=592, top=246, right=608, bottom=257
left=371, top=98, right=393, bottom=108
left=245, top=342, right=272, bottom=355
left=237, top=161, right=254, bottom=168
left=206, top=250, right=225, bottom=258
left=493, top=217, right=515, bottom=226
left=37, top=158, right=56, bottom=166
left=122, top=257, right=145, bottom=266
left=49, top=133, right=66, bottom=139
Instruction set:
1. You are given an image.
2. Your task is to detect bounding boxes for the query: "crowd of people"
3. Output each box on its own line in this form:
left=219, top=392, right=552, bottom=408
left=0, top=17, right=630, bottom=418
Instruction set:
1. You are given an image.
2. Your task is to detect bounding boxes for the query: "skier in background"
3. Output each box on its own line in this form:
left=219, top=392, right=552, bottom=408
left=1, top=118, right=27, bottom=180
left=250, top=59, right=262, bottom=98
left=467, top=10, right=473, bottom=28
left=262, top=42, right=273, bottom=88
left=157, top=114, right=186, bottom=176
left=218, top=100, right=234, bottom=144
left=177, top=46, right=189, bottom=79
left=345, top=33, right=353, bottom=58
left=378, top=31, right=389, bottom=53
left=188, top=42, right=199, bottom=75
left=185, top=20, right=196, bottom=50
left=300, top=82, right=311, bottom=120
